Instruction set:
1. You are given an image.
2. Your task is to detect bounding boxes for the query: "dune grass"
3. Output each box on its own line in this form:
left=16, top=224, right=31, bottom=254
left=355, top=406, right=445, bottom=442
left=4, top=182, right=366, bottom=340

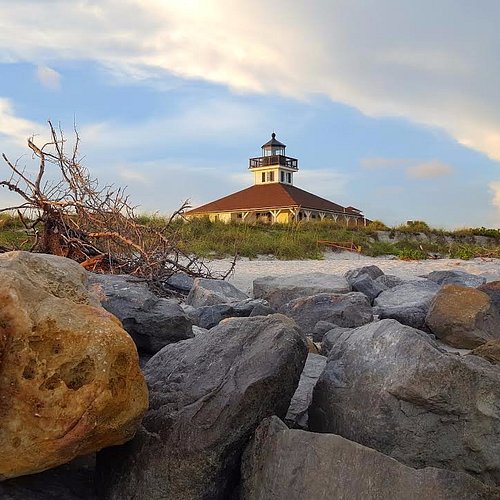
left=1, top=212, right=499, bottom=260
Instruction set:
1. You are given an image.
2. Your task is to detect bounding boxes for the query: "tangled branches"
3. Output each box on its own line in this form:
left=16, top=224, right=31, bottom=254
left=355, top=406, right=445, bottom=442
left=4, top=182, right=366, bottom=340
left=0, top=121, right=234, bottom=284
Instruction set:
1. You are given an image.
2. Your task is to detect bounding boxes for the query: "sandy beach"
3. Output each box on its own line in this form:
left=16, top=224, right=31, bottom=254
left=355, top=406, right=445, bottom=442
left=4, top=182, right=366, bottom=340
left=207, top=252, right=500, bottom=296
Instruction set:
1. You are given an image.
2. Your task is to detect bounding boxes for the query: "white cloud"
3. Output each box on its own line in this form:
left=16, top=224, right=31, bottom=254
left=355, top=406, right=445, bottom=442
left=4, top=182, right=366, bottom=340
left=489, top=180, right=500, bottom=219
left=36, top=65, right=61, bottom=90
left=1, top=2, right=500, bottom=160
left=407, top=160, right=454, bottom=179
left=0, top=98, right=44, bottom=145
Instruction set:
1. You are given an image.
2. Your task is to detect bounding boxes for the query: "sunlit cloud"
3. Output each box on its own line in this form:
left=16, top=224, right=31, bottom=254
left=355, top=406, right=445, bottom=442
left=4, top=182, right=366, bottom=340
left=36, top=65, right=61, bottom=90
left=1, top=1, right=500, bottom=159
left=406, top=160, right=454, bottom=179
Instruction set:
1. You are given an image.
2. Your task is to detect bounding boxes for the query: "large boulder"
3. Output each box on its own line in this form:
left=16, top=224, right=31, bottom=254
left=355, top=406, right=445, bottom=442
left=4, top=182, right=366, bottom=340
left=0, top=252, right=148, bottom=480
left=164, top=272, right=194, bottom=294
left=426, top=284, right=500, bottom=348
left=253, top=273, right=350, bottom=309
left=375, top=274, right=406, bottom=289
left=373, top=280, right=440, bottom=330
left=309, top=319, right=500, bottom=485
left=320, top=326, right=353, bottom=356
left=96, top=314, right=307, bottom=499
left=186, top=277, right=248, bottom=307
left=0, top=455, right=96, bottom=499
left=285, top=353, right=327, bottom=429
left=279, top=292, right=373, bottom=335
left=89, top=274, right=193, bottom=354
left=241, top=417, right=499, bottom=500
left=426, top=270, right=487, bottom=288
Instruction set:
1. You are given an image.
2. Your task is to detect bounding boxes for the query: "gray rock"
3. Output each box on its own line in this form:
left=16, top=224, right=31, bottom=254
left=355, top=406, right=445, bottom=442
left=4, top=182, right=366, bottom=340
left=373, top=280, right=440, bottom=330
left=165, top=272, right=194, bottom=293
left=186, top=277, right=248, bottom=307
left=312, top=320, right=337, bottom=342
left=279, top=292, right=373, bottom=335
left=351, top=274, right=387, bottom=303
left=425, top=270, right=487, bottom=288
left=88, top=273, right=193, bottom=354
left=0, top=455, right=96, bottom=499
left=96, top=314, right=307, bottom=499
left=375, top=274, right=406, bottom=288
left=187, top=303, right=234, bottom=329
left=345, top=265, right=384, bottom=283
left=241, top=417, right=498, bottom=500
left=309, top=319, right=500, bottom=485
left=320, top=326, right=353, bottom=355
left=253, top=273, right=350, bottom=309
left=192, top=325, right=209, bottom=336
left=285, top=353, right=327, bottom=429
left=249, top=303, right=276, bottom=317
left=188, top=299, right=271, bottom=329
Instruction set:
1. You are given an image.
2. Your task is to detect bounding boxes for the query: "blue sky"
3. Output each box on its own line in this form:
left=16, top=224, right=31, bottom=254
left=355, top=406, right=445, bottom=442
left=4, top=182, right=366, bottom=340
left=1, top=1, right=499, bottom=228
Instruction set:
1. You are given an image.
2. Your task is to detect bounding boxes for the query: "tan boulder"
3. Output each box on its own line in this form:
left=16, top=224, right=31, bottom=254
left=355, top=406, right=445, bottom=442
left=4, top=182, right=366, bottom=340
left=425, top=284, right=500, bottom=349
left=0, top=252, right=148, bottom=480
left=472, top=340, right=500, bottom=365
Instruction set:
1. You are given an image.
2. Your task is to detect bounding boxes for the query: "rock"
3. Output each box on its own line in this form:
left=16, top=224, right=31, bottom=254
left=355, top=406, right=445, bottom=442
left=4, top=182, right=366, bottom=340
left=0, top=455, right=97, bottom=499
left=285, top=353, right=327, bottom=429
left=186, top=277, right=248, bottom=307
left=478, top=281, right=500, bottom=314
left=470, top=340, right=500, bottom=365
left=192, top=325, right=209, bottom=336
left=188, top=299, right=271, bottom=329
left=253, top=273, right=350, bottom=309
left=0, top=252, right=148, bottom=480
left=164, top=272, right=194, bottom=293
left=309, top=319, right=500, bottom=485
left=373, top=280, right=440, bottom=330
left=249, top=302, right=276, bottom=317
left=351, top=274, right=386, bottom=303
left=375, top=274, right=406, bottom=288
left=306, top=337, right=320, bottom=354
left=426, top=284, right=500, bottom=348
left=187, top=303, right=234, bottom=329
left=241, top=416, right=499, bottom=500
left=426, top=270, right=487, bottom=288
left=89, top=274, right=193, bottom=354
left=312, top=320, right=337, bottom=342
left=320, top=326, right=353, bottom=355
left=279, top=292, right=373, bottom=335
left=345, top=265, right=384, bottom=283
left=96, top=314, right=307, bottom=499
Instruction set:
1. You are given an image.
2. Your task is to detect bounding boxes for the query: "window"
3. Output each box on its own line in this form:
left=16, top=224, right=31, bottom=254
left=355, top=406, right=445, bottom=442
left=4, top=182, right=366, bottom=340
left=281, top=171, right=285, bottom=182
left=287, top=172, right=292, bottom=183
left=261, top=172, right=266, bottom=183
left=267, top=171, right=274, bottom=182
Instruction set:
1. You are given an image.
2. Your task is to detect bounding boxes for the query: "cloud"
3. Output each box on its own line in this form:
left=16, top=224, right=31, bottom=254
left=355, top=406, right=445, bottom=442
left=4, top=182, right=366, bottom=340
left=406, top=160, right=454, bottom=179
left=489, top=180, right=500, bottom=213
left=0, top=98, right=44, bottom=145
left=118, top=168, right=149, bottom=184
left=36, top=65, right=61, bottom=90
left=1, top=2, right=500, bottom=160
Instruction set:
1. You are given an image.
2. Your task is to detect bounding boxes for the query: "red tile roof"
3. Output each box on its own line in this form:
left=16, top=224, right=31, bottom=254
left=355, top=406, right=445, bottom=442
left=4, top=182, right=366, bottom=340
left=186, top=183, right=362, bottom=216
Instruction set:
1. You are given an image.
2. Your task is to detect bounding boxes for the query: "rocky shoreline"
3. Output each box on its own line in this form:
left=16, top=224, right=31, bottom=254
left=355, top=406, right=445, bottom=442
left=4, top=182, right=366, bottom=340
left=1, top=251, right=499, bottom=499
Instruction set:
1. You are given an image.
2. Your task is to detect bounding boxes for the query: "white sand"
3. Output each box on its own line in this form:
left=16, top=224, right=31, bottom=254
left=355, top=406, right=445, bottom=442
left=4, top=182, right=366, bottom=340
left=207, top=252, right=500, bottom=296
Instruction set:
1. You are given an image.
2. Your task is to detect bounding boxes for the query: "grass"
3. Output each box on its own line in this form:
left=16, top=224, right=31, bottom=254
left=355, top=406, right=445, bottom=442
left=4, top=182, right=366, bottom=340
left=1, top=212, right=499, bottom=260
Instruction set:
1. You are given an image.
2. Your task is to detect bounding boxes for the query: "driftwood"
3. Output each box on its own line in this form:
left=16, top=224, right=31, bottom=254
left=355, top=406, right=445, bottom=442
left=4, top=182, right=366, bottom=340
left=0, top=121, right=235, bottom=288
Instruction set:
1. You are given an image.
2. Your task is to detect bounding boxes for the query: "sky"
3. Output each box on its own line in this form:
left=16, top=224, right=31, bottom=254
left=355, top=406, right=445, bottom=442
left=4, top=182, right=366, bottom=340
left=0, top=1, right=500, bottom=228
